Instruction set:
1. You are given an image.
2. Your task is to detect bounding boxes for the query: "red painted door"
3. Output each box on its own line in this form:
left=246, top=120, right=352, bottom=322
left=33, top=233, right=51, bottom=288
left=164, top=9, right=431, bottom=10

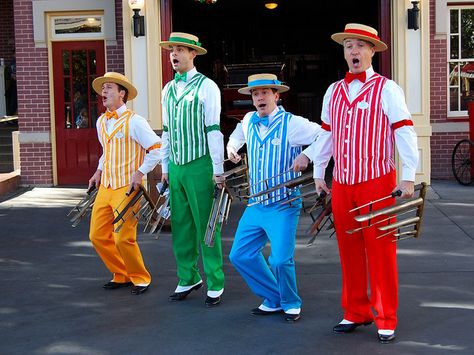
left=52, top=41, right=105, bottom=185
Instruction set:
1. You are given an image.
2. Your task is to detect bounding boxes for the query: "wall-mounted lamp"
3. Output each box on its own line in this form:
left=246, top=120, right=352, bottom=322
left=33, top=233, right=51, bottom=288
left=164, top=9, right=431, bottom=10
left=129, top=0, right=145, bottom=37
left=407, top=1, right=420, bottom=31
left=265, top=1, right=279, bottom=10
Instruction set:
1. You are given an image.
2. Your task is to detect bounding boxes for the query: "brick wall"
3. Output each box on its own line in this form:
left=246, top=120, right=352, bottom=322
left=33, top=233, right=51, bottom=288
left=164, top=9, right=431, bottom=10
left=429, top=0, right=470, bottom=180
left=0, top=0, right=15, bottom=67
left=14, top=0, right=125, bottom=186
left=14, top=0, right=52, bottom=185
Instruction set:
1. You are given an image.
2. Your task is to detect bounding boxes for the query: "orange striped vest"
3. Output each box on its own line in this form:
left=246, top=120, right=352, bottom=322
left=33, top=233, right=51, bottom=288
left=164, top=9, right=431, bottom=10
left=99, top=110, right=145, bottom=189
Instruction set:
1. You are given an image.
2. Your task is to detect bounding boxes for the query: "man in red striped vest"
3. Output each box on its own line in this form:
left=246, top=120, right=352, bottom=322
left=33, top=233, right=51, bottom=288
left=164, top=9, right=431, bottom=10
left=299, top=24, right=419, bottom=343
left=88, top=72, right=161, bottom=295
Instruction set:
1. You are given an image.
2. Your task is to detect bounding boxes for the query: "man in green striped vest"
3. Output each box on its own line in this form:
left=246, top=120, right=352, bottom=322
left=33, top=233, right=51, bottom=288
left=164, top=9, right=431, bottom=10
left=159, top=32, right=225, bottom=307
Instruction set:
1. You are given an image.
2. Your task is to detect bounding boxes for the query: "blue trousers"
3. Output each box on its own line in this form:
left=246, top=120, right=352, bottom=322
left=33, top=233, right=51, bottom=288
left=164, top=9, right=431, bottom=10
left=229, top=202, right=302, bottom=311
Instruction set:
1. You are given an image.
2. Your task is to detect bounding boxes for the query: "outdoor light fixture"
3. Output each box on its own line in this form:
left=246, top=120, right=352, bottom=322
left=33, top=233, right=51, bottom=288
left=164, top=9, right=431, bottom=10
left=407, top=1, right=420, bottom=31
left=265, top=1, right=278, bottom=10
left=129, top=0, right=145, bottom=37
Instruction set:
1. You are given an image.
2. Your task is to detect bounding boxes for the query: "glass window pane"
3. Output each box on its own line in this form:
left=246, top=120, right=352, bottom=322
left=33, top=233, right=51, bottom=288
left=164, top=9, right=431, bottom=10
left=449, top=62, right=460, bottom=86
left=450, top=35, right=459, bottom=59
left=89, top=50, right=97, bottom=75
left=450, top=9, right=459, bottom=33
left=62, top=50, right=70, bottom=76
left=54, top=17, right=102, bottom=34
left=450, top=87, right=459, bottom=112
left=460, top=9, right=474, bottom=58
left=64, top=78, right=71, bottom=102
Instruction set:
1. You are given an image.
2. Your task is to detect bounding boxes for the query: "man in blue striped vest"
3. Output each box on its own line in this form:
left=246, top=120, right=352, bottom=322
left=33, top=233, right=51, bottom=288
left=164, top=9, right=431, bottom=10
left=227, top=74, right=331, bottom=321
left=159, top=32, right=225, bottom=307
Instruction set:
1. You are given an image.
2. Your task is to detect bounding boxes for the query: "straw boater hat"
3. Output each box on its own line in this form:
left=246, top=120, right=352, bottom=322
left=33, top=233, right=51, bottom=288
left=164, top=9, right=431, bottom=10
left=159, top=32, right=207, bottom=55
left=92, top=72, right=138, bottom=100
left=331, top=23, right=388, bottom=52
left=238, top=74, right=289, bottom=95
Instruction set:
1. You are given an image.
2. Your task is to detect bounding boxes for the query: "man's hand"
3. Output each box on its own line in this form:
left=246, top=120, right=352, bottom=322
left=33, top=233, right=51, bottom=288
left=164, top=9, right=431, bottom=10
left=88, top=170, right=102, bottom=189
left=128, top=170, right=145, bottom=194
left=161, top=173, right=169, bottom=185
left=394, top=180, right=415, bottom=199
left=292, top=153, right=310, bottom=172
left=314, top=178, right=330, bottom=196
left=227, top=145, right=241, bottom=164
left=214, top=175, right=225, bottom=189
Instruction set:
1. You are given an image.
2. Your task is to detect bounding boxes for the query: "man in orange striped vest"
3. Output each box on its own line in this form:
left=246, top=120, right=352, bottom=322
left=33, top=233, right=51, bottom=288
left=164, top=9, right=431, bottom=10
left=88, top=72, right=161, bottom=295
left=299, top=24, right=419, bottom=343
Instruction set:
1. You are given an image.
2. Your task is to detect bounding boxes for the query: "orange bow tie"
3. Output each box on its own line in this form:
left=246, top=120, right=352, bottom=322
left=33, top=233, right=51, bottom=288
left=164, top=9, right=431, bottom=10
left=105, top=110, right=118, bottom=120
left=344, top=71, right=366, bottom=84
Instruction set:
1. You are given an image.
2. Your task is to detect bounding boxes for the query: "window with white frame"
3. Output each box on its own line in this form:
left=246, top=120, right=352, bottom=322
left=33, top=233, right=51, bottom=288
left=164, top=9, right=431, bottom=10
left=448, top=6, right=474, bottom=116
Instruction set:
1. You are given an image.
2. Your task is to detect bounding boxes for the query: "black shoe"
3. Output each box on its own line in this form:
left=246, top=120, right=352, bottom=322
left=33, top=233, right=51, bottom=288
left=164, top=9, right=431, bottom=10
left=378, top=332, right=396, bottom=343
left=205, top=296, right=221, bottom=307
left=131, top=285, right=149, bottom=295
left=250, top=307, right=283, bottom=316
left=333, top=321, right=373, bottom=334
left=168, top=283, right=203, bottom=301
left=103, top=281, right=133, bottom=290
left=284, top=312, right=301, bottom=322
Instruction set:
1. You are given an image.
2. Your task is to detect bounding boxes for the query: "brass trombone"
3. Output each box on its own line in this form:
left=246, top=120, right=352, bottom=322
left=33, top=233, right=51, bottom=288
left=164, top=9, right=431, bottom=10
left=112, top=184, right=156, bottom=233
left=68, top=184, right=98, bottom=227
left=204, top=184, right=233, bottom=247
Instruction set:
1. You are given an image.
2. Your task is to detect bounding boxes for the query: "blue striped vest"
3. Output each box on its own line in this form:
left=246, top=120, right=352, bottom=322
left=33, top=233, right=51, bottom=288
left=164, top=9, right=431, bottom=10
left=247, top=108, right=302, bottom=205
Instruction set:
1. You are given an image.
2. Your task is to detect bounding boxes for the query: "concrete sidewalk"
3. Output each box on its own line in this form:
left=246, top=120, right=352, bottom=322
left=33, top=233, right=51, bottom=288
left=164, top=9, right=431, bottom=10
left=0, top=181, right=473, bottom=354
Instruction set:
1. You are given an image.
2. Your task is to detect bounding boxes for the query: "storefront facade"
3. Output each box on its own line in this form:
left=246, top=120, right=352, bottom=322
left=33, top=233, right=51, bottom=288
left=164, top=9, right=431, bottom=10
left=6, top=0, right=446, bottom=186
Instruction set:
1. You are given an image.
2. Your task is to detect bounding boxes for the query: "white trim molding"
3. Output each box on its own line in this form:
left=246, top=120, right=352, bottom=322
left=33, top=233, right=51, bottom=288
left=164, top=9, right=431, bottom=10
left=32, top=0, right=116, bottom=47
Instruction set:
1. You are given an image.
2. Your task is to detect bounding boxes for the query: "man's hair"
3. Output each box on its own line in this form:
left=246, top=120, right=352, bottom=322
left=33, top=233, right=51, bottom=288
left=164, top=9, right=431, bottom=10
left=118, top=84, right=129, bottom=103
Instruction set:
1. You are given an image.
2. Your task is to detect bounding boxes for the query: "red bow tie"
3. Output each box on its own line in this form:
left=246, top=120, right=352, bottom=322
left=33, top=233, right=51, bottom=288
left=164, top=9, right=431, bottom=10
left=344, top=71, right=366, bottom=84
left=105, top=110, right=118, bottom=120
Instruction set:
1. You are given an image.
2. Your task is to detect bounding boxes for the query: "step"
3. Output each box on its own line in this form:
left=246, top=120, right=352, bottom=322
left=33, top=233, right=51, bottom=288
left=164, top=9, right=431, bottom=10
left=0, top=170, right=20, bottom=197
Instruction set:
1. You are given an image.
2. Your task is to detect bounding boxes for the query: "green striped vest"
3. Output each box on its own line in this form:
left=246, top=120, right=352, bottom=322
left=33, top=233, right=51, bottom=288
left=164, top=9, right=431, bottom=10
left=163, top=73, right=213, bottom=165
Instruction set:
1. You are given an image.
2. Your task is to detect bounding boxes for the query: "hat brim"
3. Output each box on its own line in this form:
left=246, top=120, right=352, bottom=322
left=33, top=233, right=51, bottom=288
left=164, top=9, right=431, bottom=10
left=159, top=41, right=207, bottom=55
left=331, top=33, right=388, bottom=52
left=92, top=77, right=138, bottom=101
left=238, top=84, right=290, bottom=95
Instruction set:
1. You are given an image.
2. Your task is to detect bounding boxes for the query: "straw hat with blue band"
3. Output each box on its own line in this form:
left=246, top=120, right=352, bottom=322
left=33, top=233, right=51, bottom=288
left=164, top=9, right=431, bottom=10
left=159, top=32, right=207, bottom=55
left=331, top=23, right=388, bottom=52
left=238, top=73, right=289, bottom=95
left=92, top=72, right=138, bottom=101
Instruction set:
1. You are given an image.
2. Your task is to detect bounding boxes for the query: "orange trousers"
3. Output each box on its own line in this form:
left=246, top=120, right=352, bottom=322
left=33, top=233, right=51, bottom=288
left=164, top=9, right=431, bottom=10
left=331, top=171, right=398, bottom=330
left=89, top=185, right=151, bottom=285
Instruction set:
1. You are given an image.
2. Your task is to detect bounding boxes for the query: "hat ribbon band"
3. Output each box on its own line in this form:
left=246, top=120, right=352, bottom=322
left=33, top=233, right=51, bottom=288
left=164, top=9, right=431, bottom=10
left=344, top=29, right=380, bottom=41
left=168, top=36, right=202, bottom=47
left=248, top=79, right=282, bottom=87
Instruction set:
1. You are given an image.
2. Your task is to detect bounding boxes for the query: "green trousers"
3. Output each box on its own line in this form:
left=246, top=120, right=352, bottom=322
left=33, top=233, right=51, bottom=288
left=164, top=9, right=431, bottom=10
left=169, top=155, right=224, bottom=291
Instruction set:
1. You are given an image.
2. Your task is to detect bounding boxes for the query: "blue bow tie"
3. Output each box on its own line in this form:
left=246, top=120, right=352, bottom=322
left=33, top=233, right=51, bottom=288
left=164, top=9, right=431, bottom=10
left=174, top=72, right=187, bottom=83
left=251, top=113, right=269, bottom=127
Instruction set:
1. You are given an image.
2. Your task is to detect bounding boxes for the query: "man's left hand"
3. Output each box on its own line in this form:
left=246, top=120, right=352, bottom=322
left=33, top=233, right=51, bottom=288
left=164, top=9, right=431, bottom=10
left=394, top=180, right=415, bottom=199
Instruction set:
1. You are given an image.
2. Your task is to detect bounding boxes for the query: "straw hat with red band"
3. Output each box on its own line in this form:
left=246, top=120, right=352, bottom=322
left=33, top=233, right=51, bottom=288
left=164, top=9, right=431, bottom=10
left=159, top=32, right=207, bottom=55
left=238, top=73, right=289, bottom=95
left=331, top=23, right=388, bottom=52
left=92, top=72, right=138, bottom=101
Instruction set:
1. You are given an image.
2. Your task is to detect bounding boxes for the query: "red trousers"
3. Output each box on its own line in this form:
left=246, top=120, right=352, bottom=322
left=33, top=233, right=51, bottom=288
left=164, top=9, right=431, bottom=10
left=332, top=171, right=398, bottom=330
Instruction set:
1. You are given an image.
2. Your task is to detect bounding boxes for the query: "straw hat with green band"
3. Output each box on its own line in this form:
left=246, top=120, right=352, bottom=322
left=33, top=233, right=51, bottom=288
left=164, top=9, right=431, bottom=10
left=159, top=32, right=207, bottom=55
left=238, top=73, right=289, bottom=95
left=92, top=72, right=138, bottom=100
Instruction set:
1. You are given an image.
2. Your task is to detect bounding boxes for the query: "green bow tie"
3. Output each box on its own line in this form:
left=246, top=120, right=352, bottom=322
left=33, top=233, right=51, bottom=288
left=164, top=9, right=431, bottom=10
left=174, top=72, right=187, bottom=83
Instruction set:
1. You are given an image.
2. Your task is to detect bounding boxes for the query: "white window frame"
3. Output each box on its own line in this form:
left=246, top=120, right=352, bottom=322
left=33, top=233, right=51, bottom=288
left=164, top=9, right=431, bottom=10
left=447, top=5, right=474, bottom=117
left=50, top=15, right=104, bottom=40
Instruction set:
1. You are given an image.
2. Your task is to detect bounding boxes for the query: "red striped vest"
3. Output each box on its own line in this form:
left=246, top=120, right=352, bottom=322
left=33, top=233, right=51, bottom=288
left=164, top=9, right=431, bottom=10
left=329, top=74, right=395, bottom=185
